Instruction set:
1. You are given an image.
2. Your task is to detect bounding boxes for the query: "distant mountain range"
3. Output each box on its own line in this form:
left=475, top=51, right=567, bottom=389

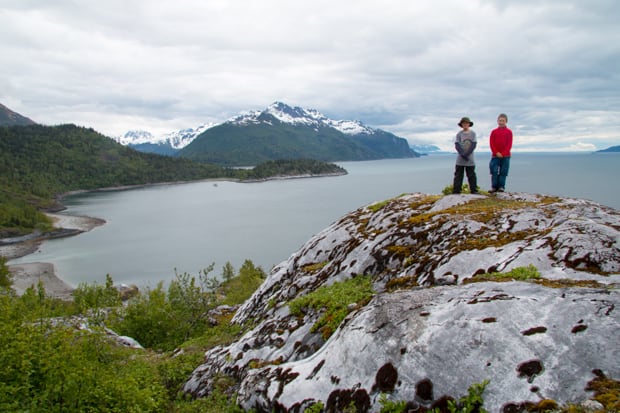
left=596, top=145, right=620, bottom=153
left=1, top=101, right=438, bottom=162
left=114, top=124, right=216, bottom=156
left=408, top=143, right=442, bottom=154
left=119, top=102, right=420, bottom=165
left=0, top=103, right=36, bottom=126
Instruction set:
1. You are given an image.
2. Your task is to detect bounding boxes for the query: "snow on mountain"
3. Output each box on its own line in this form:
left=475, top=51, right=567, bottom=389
left=115, top=123, right=215, bottom=149
left=163, top=124, right=215, bottom=149
left=229, top=102, right=377, bottom=135
left=114, top=130, right=156, bottom=146
left=118, top=102, right=395, bottom=151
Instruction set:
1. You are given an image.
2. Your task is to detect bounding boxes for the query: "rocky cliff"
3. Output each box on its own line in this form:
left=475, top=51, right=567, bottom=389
left=184, top=192, right=620, bottom=412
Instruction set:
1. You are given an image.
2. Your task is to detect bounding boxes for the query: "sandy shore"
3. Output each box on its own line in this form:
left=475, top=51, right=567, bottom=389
left=1, top=213, right=105, bottom=300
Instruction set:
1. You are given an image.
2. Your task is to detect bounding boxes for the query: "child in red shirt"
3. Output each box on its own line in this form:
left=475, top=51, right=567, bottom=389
left=489, top=113, right=513, bottom=192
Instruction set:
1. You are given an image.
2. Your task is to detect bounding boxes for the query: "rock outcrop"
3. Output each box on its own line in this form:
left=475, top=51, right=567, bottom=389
left=183, top=192, right=620, bottom=412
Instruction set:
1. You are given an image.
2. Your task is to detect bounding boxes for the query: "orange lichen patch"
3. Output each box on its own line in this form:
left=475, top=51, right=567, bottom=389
left=385, top=275, right=419, bottom=292
left=464, top=274, right=611, bottom=290
left=534, top=399, right=559, bottom=412
left=407, top=194, right=442, bottom=210
left=384, top=245, right=415, bottom=259
left=248, top=356, right=284, bottom=369
left=532, top=278, right=610, bottom=289
left=442, top=197, right=539, bottom=223
left=301, top=261, right=329, bottom=273
left=463, top=276, right=514, bottom=285
left=586, top=370, right=620, bottom=412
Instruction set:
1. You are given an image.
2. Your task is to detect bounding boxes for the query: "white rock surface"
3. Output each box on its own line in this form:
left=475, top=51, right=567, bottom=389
left=184, top=192, right=620, bottom=412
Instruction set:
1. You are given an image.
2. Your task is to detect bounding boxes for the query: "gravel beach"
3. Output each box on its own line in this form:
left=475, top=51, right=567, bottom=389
left=1, top=213, right=105, bottom=300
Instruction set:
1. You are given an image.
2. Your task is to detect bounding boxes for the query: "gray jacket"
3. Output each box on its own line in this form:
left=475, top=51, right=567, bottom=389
left=455, top=130, right=476, bottom=166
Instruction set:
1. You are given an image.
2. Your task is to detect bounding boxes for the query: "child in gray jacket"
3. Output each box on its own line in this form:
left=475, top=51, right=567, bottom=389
left=452, top=116, right=478, bottom=194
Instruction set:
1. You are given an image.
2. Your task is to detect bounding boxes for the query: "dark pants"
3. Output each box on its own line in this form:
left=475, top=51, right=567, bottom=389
left=453, top=165, right=477, bottom=193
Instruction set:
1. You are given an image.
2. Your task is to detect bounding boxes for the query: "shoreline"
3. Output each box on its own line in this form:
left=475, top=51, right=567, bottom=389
left=1, top=171, right=346, bottom=300
left=2, top=213, right=106, bottom=300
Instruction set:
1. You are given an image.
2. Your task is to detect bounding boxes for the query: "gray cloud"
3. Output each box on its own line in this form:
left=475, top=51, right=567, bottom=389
left=1, top=0, right=619, bottom=151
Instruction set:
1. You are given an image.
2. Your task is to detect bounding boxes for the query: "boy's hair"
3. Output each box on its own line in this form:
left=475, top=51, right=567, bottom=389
left=498, top=113, right=508, bottom=121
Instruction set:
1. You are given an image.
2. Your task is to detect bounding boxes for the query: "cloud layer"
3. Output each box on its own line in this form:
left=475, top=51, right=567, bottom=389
left=1, top=0, right=619, bottom=151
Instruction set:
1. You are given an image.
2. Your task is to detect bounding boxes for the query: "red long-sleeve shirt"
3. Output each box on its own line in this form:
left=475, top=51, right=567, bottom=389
left=490, top=126, right=513, bottom=157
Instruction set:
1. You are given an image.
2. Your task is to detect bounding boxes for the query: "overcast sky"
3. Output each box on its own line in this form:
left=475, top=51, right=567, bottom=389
left=1, top=0, right=619, bottom=151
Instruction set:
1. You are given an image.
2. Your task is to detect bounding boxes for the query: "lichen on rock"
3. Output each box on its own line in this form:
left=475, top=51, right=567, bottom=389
left=183, top=192, right=620, bottom=412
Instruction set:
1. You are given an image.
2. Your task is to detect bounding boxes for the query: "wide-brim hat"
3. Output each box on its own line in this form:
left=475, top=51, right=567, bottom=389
left=458, top=117, right=473, bottom=127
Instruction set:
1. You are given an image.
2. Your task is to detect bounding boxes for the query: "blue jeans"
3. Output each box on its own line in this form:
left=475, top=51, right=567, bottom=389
left=489, top=157, right=510, bottom=190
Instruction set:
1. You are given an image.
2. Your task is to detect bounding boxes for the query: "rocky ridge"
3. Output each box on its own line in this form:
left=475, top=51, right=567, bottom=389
left=184, top=192, right=620, bottom=412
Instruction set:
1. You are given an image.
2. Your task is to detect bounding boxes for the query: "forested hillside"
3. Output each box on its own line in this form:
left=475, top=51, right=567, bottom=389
left=0, top=124, right=230, bottom=236
left=178, top=121, right=376, bottom=166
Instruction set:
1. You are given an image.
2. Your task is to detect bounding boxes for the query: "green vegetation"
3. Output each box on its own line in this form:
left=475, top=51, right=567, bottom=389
left=107, top=261, right=264, bottom=351
left=442, top=184, right=482, bottom=195
left=378, top=394, right=407, bottom=412
left=378, top=381, right=489, bottom=413
left=0, top=259, right=265, bottom=412
left=178, top=120, right=375, bottom=166
left=470, top=264, right=541, bottom=282
left=493, top=265, right=541, bottom=281
left=0, top=257, right=11, bottom=288
left=0, top=124, right=228, bottom=236
left=178, top=120, right=372, bottom=166
left=240, top=158, right=346, bottom=180
left=0, top=124, right=229, bottom=199
left=448, top=380, right=489, bottom=413
left=368, top=199, right=392, bottom=212
left=289, top=275, right=375, bottom=339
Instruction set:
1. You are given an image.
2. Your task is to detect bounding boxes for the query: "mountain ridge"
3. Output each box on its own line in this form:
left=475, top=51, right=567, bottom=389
left=116, top=102, right=419, bottom=164
left=176, top=102, right=419, bottom=165
left=0, top=103, right=36, bottom=126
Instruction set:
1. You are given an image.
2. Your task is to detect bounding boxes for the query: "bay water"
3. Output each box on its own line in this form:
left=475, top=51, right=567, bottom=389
left=9, top=152, right=619, bottom=288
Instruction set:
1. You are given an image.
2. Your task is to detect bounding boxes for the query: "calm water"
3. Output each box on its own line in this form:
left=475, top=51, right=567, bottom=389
left=9, top=153, right=619, bottom=288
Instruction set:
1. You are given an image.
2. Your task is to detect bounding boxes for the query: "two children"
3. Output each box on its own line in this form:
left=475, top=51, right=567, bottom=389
left=452, top=113, right=513, bottom=194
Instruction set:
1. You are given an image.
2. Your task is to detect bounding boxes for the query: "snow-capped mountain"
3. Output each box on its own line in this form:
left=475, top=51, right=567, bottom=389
left=114, top=130, right=156, bottom=146
left=177, top=102, right=418, bottom=165
left=229, top=102, right=375, bottom=135
left=118, top=102, right=387, bottom=151
left=117, top=102, right=417, bottom=163
left=115, top=123, right=215, bottom=150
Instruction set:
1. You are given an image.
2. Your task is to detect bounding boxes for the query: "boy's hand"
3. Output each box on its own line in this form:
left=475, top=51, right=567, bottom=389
left=495, top=152, right=503, bottom=158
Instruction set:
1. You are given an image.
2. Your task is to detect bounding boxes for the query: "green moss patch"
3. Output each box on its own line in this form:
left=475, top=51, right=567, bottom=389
left=289, top=276, right=375, bottom=339
left=465, top=265, right=541, bottom=284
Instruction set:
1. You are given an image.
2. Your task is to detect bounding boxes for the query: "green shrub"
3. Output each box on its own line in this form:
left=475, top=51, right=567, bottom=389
left=0, top=260, right=268, bottom=412
left=502, top=264, right=541, bottom=280
left=442, top=184, right=481, bottom=195
left=448, top=380, right=490, bottom=413
left=109, top=265, right=221, bottom=350
left=487, top=265, right=541, bottom=281
left=0, top=293, right=166, bottom=412
left=217, top=260, right=266, bottom=306
left=304, top=401, right=325, bottom=413
left=73, top=274, right=121, bottom=315
left=379, top=393, right=407, bottom=412
left=0, top=256, right=12, bottom=288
